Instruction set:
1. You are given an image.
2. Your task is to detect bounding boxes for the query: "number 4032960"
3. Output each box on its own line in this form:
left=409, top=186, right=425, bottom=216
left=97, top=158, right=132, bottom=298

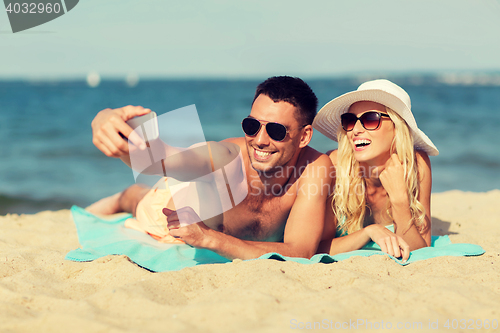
left=444, top=319, right=498, bottom=330
left=5, top=2, right=62, bottom=14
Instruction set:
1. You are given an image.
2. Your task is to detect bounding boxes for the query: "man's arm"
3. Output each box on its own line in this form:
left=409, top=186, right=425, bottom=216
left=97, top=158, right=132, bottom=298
left=166, top=153, right=333, bottom=260
left=91, top=105, right=240, bottom=181
left=91, top=105, right=150, bottom=159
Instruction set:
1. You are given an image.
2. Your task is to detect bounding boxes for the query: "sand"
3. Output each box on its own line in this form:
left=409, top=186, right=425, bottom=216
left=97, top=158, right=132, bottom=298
left=1, top=190, right=499, bottom=333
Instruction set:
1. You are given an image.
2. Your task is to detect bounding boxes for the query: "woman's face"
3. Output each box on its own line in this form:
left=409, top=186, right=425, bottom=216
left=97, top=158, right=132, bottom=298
left=345, top=101, right=395, bottom=168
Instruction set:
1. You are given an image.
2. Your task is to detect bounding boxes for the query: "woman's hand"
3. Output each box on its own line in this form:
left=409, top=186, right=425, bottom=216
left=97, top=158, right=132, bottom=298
left=379, top=154, right=409, bottom=205
left=365, top=224, right=410, bottom=262
left=91, top=105, right=150, bottom=157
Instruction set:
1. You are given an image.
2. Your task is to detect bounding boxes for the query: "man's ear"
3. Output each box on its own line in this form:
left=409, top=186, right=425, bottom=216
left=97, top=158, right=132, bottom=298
left=298, top=125, right=313, bottom=148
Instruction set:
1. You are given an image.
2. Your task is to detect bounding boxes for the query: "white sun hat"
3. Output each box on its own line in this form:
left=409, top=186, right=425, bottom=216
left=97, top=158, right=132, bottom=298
left=312, top=79, right=439, bottom=156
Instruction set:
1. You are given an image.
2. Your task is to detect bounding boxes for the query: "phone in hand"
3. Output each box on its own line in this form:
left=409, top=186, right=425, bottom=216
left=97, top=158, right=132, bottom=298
left=125, top=111, right=159, bottom=143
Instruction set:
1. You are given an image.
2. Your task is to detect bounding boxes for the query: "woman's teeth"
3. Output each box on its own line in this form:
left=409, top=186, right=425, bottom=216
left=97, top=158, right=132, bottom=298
left=355, top=140, right=371, bottom=148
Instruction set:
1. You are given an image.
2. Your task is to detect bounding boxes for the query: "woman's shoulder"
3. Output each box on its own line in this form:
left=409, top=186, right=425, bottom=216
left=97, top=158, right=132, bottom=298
left=415, top=150, right=431, bottom=168
left=415, top=150, right=432, bottom=179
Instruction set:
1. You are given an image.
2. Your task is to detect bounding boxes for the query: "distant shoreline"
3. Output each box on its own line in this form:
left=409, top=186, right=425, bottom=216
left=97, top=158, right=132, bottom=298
left=2, top=72, right=500, bottom=86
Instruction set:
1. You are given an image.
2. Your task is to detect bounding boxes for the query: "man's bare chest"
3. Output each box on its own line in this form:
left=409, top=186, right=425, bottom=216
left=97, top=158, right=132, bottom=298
left=220, top=190, right=296, bottom=242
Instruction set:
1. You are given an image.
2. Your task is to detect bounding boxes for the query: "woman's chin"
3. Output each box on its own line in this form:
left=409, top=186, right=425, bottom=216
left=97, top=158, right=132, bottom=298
left=354, top=151, right=390, bottom=169
left=353, top=149, right=372, bottom=163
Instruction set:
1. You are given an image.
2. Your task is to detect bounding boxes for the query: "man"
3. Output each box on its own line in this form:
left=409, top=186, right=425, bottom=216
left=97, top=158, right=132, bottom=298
left=89, top=76, right=333, bottom=260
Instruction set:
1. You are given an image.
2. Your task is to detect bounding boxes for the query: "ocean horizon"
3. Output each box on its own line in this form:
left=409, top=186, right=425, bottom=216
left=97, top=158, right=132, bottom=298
left=1, top=75, right=499, bottom=214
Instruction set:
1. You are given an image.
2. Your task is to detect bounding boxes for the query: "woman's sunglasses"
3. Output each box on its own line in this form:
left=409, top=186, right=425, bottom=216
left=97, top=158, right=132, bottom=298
left=340, top=111, right=390, bottom=132
left=242, top=117, right=302, bottom=142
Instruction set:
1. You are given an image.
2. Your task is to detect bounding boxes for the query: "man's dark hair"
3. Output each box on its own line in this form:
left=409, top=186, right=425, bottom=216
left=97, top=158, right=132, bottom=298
left=252, top=76, right=318, bottom=126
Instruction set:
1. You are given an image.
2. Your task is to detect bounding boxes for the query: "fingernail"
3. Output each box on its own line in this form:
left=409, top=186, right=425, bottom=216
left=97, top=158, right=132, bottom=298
left=140, top=143, right=146, bottom=150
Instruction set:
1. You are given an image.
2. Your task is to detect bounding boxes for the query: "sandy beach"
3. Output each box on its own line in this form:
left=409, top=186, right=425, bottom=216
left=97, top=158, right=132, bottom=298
left=1, top=190, right=499, bottom=333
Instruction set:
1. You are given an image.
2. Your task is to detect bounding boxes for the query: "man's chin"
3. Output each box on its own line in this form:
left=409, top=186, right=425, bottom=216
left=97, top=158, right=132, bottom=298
left=250, top=160, right=276, bottom=173
left=250, top=161, right=269, bottom=172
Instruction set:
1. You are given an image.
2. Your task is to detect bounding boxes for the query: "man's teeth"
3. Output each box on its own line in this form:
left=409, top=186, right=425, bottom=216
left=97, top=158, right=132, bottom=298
left=355, top=140, right=371, bottom=147
left=255, top=150, right=272, bottom=158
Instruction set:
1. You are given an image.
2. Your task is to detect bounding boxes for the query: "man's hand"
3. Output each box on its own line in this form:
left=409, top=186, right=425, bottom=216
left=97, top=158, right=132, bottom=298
left=92, top=105, right=150, bottom=157
left=163, top=207, right=213, bottom=248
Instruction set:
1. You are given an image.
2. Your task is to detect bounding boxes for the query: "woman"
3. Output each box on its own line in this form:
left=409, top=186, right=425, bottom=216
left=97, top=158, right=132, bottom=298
left=313, top=79, right=439, bottom=262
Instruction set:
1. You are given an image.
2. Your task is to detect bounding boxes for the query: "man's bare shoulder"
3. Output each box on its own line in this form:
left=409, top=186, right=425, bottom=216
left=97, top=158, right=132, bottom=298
left=294, top=147, right=333, bottom=201
left=297, top=146, right=333, bottom=183
left=221, top=137, right=246, bottom=150
left=327, top=149, right=338, bottom=166
left=204, top=138, right=245, bottom=169
left=203, top=137, right=245, bottom=154
left=300, top=146, right=332, bottom=167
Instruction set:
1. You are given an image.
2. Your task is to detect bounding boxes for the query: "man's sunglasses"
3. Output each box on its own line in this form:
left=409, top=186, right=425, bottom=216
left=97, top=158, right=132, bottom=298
left=241, top=117, right=302, bottom=142
left=340, top=111, right=390, bottom=132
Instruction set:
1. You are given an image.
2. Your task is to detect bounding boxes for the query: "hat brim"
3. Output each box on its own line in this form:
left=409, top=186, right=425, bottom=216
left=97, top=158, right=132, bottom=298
left=312, top=89, right=439, bottom=156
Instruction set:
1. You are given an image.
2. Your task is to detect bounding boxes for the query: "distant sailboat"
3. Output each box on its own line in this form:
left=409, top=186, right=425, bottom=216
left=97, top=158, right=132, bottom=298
left=125, top=73, right=140, bottom=88
left=86, top=71, right=100, bottom=88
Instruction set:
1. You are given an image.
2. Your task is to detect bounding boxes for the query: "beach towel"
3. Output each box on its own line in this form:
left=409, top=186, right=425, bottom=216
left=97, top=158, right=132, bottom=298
left=65, top=206, right=485, bottom=272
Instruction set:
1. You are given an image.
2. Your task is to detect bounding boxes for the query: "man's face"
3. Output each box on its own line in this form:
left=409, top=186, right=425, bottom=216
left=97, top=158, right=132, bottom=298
left=244, top=94, right=303, bottom=173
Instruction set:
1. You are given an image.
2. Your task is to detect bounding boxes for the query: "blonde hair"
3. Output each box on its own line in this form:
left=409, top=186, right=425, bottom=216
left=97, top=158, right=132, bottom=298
left=333, top=107, right=426, bottom=235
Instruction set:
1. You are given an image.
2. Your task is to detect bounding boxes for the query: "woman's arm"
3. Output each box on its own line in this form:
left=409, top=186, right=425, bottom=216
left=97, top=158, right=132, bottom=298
left=416, top=151, right=432, bottom=246
left=318, top=150, right=411, bottom=261
left=319, top=220, right=411, bottom=262
left=380, top=152, right=431, bottom=249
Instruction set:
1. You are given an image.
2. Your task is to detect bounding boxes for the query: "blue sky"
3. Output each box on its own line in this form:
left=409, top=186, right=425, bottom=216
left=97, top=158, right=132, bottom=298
left=1, top=0, right=500, bottom=79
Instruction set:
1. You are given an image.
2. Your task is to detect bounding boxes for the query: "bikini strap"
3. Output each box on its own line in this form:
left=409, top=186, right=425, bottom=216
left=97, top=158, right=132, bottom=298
left=207, top=142, right=215, bottom=172
left=207, top=141, right=236, bottom=208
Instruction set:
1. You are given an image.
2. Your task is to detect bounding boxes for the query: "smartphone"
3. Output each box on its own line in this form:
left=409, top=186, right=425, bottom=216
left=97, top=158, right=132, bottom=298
left=125, top=112, right=159, bottom=143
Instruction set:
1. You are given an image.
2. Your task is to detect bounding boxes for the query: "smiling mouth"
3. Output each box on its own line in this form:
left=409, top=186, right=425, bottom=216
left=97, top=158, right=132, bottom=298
left=254, top=149, right=274, bottom=161
left=354, top=139, right=371, bottom=149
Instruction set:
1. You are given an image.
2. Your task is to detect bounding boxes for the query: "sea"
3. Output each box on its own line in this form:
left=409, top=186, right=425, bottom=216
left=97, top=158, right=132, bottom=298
left=1, top=76, right=499, bottom=214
